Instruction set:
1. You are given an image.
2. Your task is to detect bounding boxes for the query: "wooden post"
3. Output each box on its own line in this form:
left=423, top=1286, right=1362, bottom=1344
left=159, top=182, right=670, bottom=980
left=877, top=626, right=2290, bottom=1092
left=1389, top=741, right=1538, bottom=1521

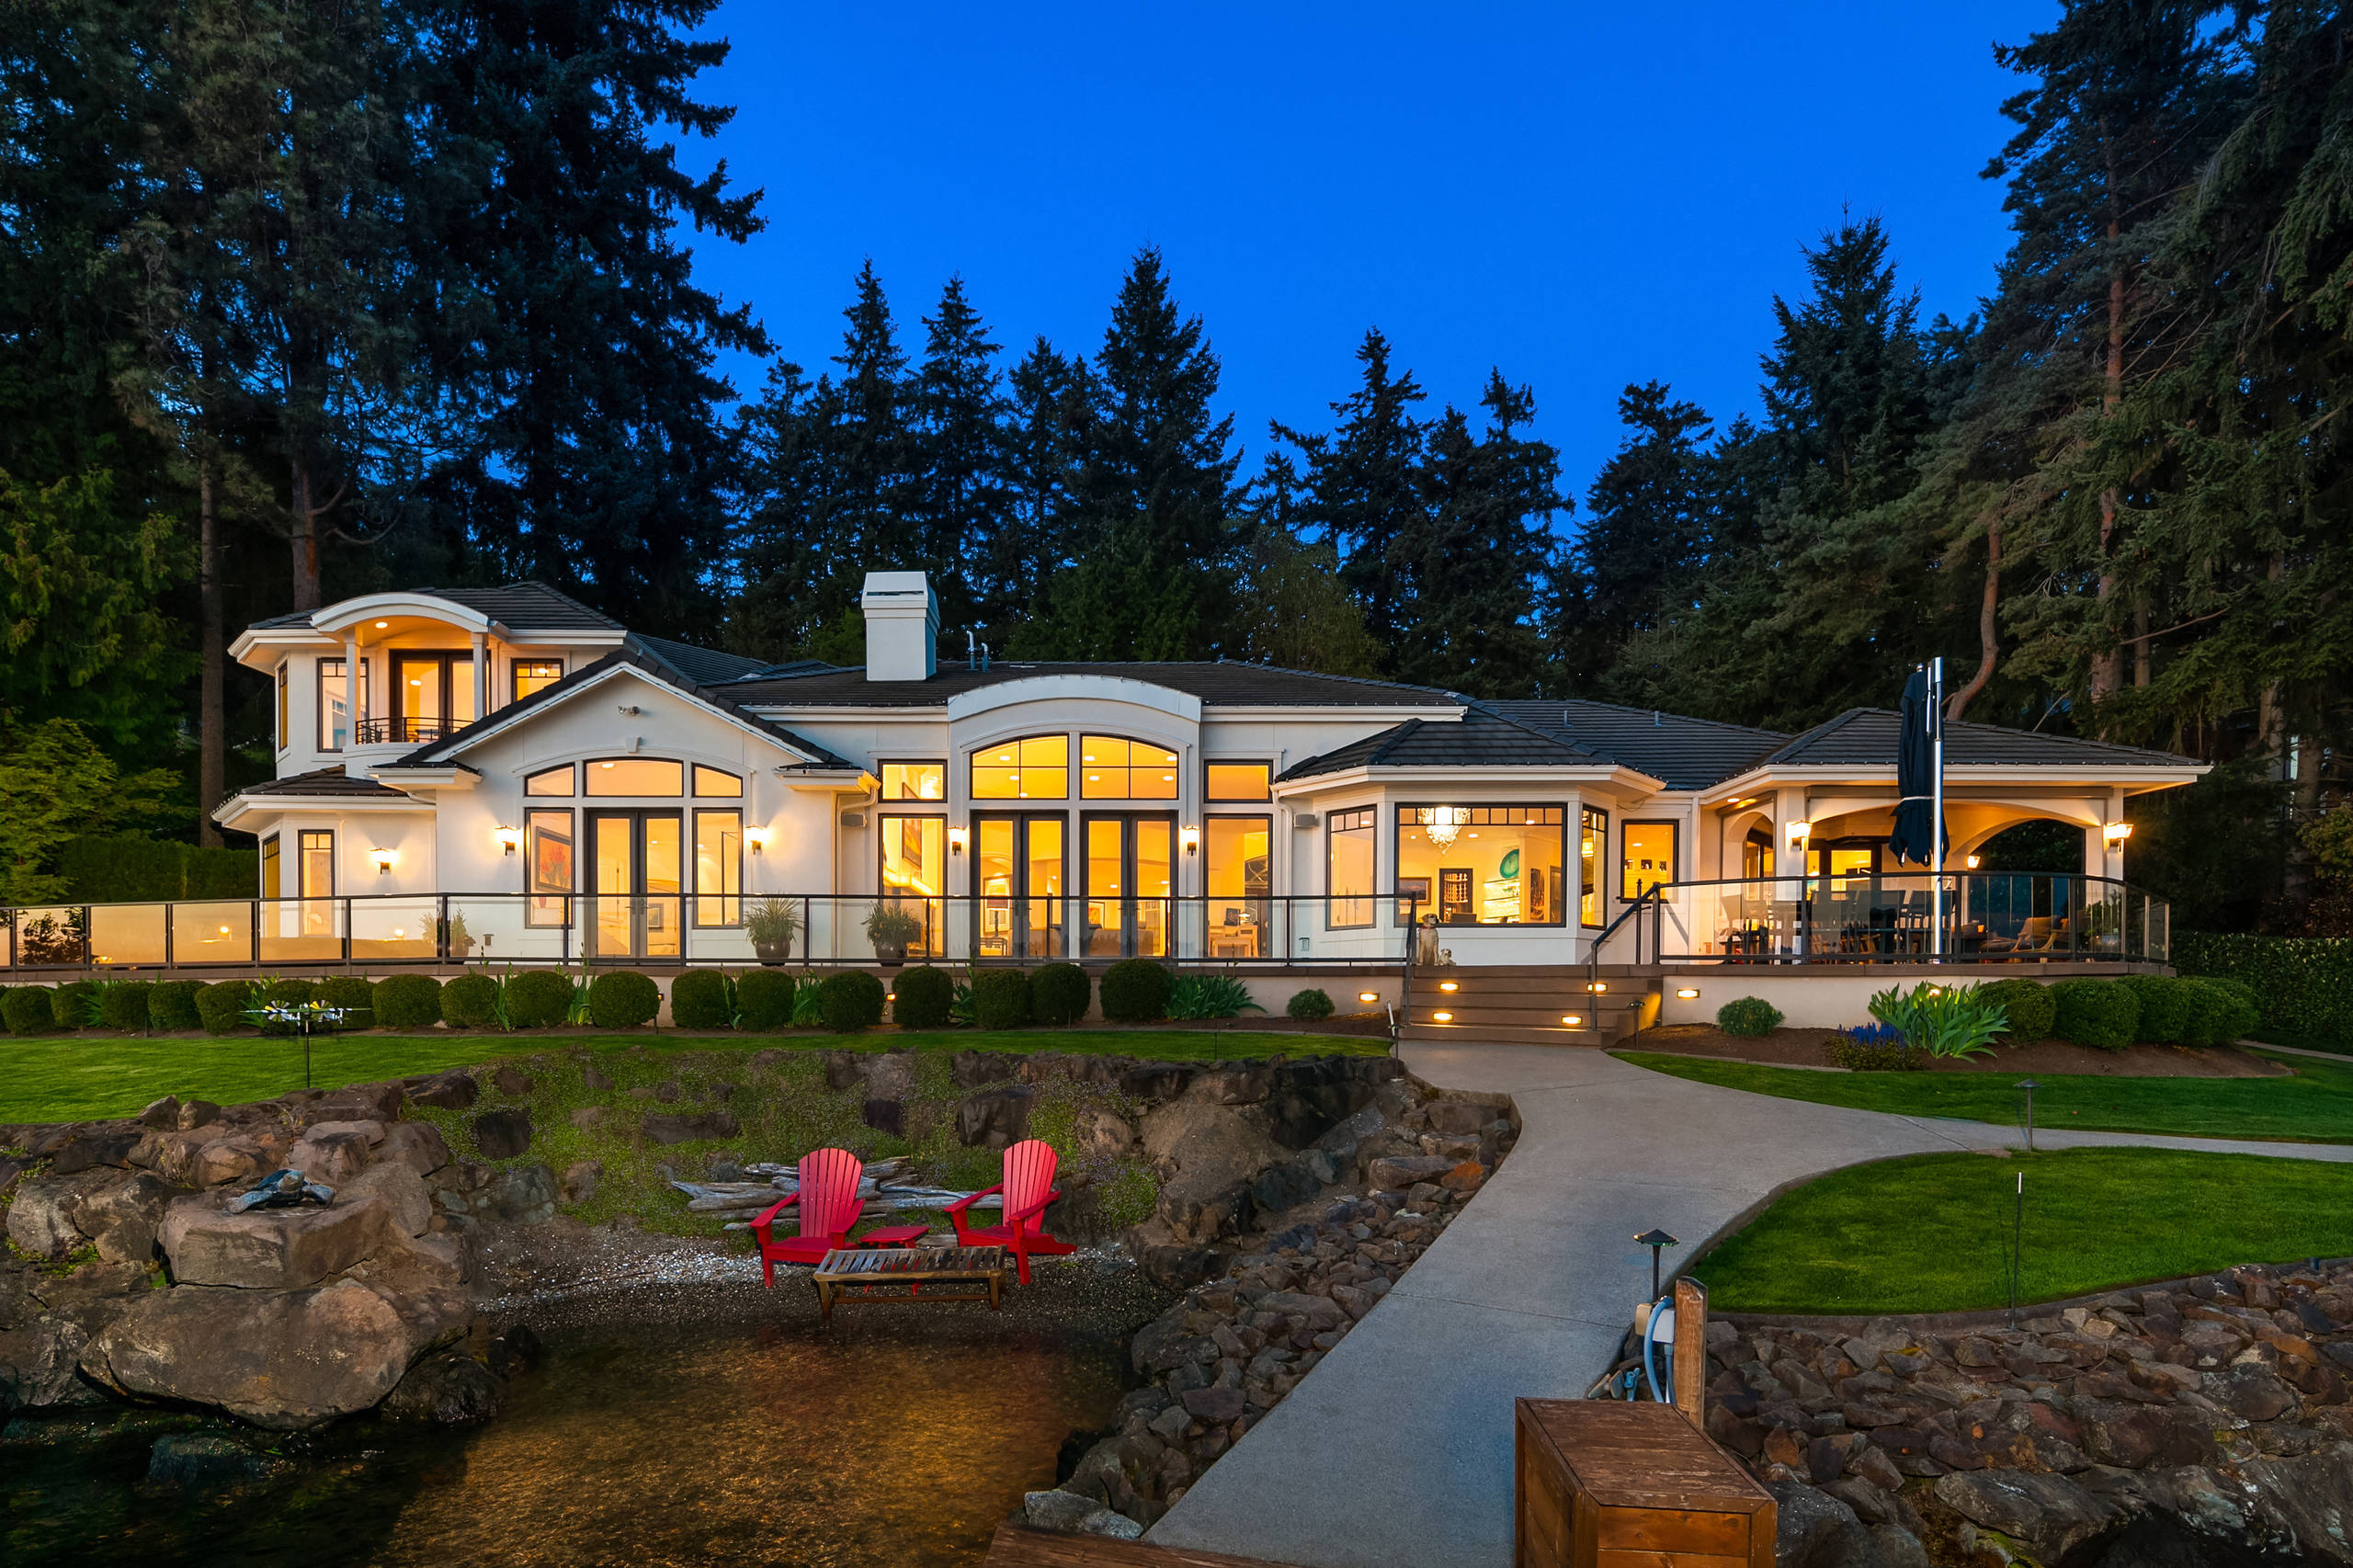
left=1673, top=1276, right=1709, bottom=1424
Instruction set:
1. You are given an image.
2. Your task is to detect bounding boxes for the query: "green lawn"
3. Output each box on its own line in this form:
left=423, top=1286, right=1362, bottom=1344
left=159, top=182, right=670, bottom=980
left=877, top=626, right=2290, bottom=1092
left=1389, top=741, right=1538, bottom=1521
left=1695, top=1146, right=2353, bottom=1313
left=0, top=1028, right=1374, bottom=1126
left=1616, top=1049, right=2353, bottom=1144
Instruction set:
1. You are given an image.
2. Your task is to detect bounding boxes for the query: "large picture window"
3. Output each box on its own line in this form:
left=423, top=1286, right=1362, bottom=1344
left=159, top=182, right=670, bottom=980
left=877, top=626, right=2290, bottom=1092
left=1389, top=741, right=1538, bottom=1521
left=971, top=735, right=1068, bottom=800
left=879, top=814, right=946, bottom=957
left=527, top=809, right=574, bottom=926
left=1326, top=807, right=1376, bottom=928
left=1581, top=806, right=1608, bottom=926
left=1080, top=735, right=1178, bottom=799
left=694, top=810, right=742, bottom=926
left=585, top=758, right=684, bottom=796
left=1621, top=821, right=1678, bottom=900
left=1206, top=816, right=1271, bottom=958
left=1396, top=806, right=1564, bottom=926
left=881, top=761, right=945, bottom=801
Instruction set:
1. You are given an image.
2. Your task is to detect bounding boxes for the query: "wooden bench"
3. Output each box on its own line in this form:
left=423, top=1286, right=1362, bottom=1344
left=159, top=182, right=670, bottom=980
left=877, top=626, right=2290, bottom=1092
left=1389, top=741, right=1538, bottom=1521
left=811, top=1244, right=1008, bottom=1324
left=1515, top=1399, right=1774, bottom=1568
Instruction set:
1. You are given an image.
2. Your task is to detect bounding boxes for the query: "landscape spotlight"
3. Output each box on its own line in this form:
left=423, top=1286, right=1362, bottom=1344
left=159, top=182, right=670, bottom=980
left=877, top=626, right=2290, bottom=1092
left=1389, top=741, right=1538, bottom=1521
left=2017, top=1079, right=2041, bottom=1151
left=1635, top=1227, right=1679, bottom=1300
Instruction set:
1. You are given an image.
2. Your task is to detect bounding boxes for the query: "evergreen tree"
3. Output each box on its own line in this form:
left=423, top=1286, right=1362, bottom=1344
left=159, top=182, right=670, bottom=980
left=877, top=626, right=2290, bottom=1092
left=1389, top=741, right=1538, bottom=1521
left=1563, top=381, right=1714, bottom=687
left=1230, top=452, right=1381, bottom=676
left=989, top=335, right=1084, bottom=647
left=910, top=276, right=1011, bottom=637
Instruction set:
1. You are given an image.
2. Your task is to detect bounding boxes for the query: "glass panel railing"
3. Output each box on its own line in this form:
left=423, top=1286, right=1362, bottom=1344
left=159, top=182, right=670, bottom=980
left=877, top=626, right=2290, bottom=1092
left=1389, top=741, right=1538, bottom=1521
left=14, top=906, right=87, bottom=965
left=172, top=902, right=255, bottom=965
left=1646, top=873, right=2169, bottom=964
left=88, top=903, right=167, bottom=967
left=258, top=898, right=344, bottom=965
left=350, top=898, right=438, bottom=964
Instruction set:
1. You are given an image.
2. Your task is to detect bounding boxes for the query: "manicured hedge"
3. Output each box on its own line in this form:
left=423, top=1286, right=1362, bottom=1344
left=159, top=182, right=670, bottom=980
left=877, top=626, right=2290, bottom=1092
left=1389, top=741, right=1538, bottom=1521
left=587, top=971, right=662, bottom=1029
left=892, top=965, right=955, bottom=1028
left=2119, top=974, right=2190, bottom=1044
left=2173, top=931, right=2353, bottom=1046
left=3, top=985, right=58, bottom=1035
left=972, top=968, right=1030, bottom=1030
left=319, top=976, right=376, bottom=1028
left=1716, top=997, right=1782, bottom=1037
left=1099, top=959, right=1173, bottom=1023
left=1975, top=978, right=2055, bottom=1043
left=1287, top=987, right=1336, bottom=1020
left=373, top=974, right=444, bottom=1030
left=670, top=970, right=735, bottom=1030
left=441, top=972, right=501, bottom=1028
left=149, top=979, right=204, bottom=1033
left=52, top=834, right=256, bottom=901
left=505, top=970, right=574, bottom=1029
left=1029, top=962, right=1090, bottom=1026
left=196, top=979, right=256, bottom=1035
left=2052, top=977, right=2138, bottom=1051
left=49, top=980, right=97, bottom=1029
left=736, top=969, right=798, bottom=1030
left=98, top=981, right=152, bottom=1032
left=819, top=971, right=887, bottom=1032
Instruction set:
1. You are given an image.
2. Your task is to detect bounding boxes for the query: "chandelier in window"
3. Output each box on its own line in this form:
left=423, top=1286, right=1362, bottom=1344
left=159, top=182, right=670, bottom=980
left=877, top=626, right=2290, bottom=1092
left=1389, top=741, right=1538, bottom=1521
left=1426, top=805, right=1467, bottom=849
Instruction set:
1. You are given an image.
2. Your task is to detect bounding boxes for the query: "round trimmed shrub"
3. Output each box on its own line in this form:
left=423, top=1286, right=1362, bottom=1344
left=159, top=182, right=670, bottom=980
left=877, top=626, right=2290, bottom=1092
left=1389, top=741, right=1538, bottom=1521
left=1099, top=959, right=1174, bottom=1023
left=1975, top=978, right=2055, bottom=1043
left=818, top=971, right=887, bottom=1033
left=2118, top=974, right=2190, bottom=1043
left=505, top=970, right=574, bottom=1029
left=255, top=977, right=319, bottom=1036
left=2197, top=977, right=2262, bottom=1044
left=3, top=985, right=58, bottom=1035
left=1287, top=988, right=1336, bottom=1020
left=586, top=970, right=661, bottom=1029
left=1716, top=996, right=1782, bottom=1037
left=372, top=973, right=444, bottom=1030
left=892, top=965, right=955, bottom=1028
left=148, top=979, right=204, bottom=1033
left=99, top=982, right=153, bottom=1032
left=50, top=980, right=97, bottom=1030
left=196, top=979, right=256, bottom=1035
left=318, top=976, right=375, bottom=1028
left=669, top=969, right=735, bottom=1030
left=2177, top=976, right=2257, bottom=1048
left=972, top=968, right=1031, bottom=1030
left=1029, top=962, right=1091, bottom=1026
left=736, top=968, right=797, bottom=1030
left=2052, top=977, right=2139, bottom=1051
left=441, top=972, right=500, bottom=1028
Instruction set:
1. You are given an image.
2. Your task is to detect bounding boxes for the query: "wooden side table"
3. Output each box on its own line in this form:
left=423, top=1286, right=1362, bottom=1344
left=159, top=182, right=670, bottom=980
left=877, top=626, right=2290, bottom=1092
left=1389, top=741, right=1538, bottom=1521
left=812, top=1244, right=1009, bottom=1324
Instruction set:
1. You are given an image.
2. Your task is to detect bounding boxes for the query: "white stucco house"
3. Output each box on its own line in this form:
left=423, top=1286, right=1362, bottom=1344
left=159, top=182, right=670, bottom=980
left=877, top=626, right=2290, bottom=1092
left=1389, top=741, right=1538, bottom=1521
left=2, top=571, right=2204, bottom=1030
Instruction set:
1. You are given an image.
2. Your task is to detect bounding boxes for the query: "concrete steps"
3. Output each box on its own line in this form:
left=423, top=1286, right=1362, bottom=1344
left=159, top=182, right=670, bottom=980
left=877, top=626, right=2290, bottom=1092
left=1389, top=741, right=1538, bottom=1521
left=1398, top=964, right=1661, bottom=1045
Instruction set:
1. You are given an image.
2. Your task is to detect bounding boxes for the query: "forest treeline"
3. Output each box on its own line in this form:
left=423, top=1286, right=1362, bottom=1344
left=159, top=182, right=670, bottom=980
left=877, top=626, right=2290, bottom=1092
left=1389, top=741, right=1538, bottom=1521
left=6, top=1, right=2353, bottom=928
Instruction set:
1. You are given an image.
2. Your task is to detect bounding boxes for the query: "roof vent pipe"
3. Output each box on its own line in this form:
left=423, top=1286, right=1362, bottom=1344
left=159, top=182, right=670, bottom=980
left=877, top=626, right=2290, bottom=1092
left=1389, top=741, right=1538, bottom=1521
left=1654, top=710, right=1663, bottom=727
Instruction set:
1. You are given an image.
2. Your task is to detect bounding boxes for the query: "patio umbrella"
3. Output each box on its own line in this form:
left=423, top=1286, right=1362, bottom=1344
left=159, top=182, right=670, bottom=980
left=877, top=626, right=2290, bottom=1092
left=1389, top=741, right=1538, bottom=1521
left=1889, top=667, right=1947, bottom=868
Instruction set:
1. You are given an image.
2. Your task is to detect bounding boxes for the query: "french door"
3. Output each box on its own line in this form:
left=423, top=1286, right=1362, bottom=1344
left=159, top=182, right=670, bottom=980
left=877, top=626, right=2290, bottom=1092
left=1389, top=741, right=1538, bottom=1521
left=391, top=652, right=476, bottom=744
left=1084, top=814, right=1173, bottom=958
left=588, top=811, right=683, bottom=960
left=975, top=815, right=1066, bottom=959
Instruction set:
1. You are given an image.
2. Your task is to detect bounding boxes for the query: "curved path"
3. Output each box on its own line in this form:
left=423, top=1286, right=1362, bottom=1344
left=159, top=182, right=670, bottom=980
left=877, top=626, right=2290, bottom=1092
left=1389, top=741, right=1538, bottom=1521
left=1147, top=1044, right=2353, bottom=1568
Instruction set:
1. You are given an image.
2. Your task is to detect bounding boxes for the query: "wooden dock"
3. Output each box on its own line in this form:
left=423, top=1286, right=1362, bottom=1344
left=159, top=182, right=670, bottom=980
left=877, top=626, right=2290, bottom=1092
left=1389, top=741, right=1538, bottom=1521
left=984, top=1521, right=1302, bottom=1567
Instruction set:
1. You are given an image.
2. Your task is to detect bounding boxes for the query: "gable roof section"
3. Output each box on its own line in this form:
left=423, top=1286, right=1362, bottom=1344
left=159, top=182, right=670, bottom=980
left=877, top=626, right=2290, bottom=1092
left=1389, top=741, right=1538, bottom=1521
left=1765, top=709, right=2199, bottom=769
left=1489, top=699, right=1790, bottom=790
left=721, top=661, right=1465, bottom=710
left=1279, top=707, right=1607, bottom=781
left=396, top=643, right=859, bottom=771
left=629, top=633, right=777, bottom=687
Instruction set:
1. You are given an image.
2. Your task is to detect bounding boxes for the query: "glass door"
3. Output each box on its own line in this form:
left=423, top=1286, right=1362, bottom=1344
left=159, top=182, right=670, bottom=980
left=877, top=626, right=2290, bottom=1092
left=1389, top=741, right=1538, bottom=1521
left=1204, top=816, right=1270, bottom=958
left=1085, top=815, right=1173, bottom=957
left=588, top=811, right=683, bottom=960
left=392, top=653, right=476, bottom=744
left=976, top=815, right=1067, bottom=959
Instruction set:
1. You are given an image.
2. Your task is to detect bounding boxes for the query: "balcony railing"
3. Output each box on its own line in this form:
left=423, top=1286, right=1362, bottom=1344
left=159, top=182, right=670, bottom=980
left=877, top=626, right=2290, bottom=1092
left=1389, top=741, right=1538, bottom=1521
left=1631, top=872, right=2169, bottom=966
left=0, top=893, right=1424, bottom=973
left=351, top=715, right=453, bottom=745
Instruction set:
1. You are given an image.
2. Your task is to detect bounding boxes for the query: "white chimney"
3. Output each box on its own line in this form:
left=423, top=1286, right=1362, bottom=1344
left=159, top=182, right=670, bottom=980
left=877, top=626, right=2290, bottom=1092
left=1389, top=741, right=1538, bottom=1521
left=860, top=571, right=938, bottom=682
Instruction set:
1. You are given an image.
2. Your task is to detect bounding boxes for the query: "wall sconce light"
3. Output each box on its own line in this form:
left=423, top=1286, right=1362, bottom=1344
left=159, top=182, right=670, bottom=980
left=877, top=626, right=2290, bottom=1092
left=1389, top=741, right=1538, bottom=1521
left=746, top=826, right=769, bottom=857
left=1179, top=824, right=1200, bottom=858
left=494, top=825, right=520, bottom=856
left=947, top=825, right=969, bottom=857
left=2102, top=821, right=2132, bottom=847
left=1675, top=986, right=1700, bottom=1000
left=1785, top=819, right=1812, bottom=847
left=370, top=847, right=396, bottom=876
left=1358, top=991, right=1378, bottom=1004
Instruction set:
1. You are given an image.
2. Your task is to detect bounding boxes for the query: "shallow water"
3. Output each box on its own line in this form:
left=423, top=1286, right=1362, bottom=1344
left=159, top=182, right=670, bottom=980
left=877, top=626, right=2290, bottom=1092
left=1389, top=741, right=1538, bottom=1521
left=6, top=1308, right=1131, bottom=1567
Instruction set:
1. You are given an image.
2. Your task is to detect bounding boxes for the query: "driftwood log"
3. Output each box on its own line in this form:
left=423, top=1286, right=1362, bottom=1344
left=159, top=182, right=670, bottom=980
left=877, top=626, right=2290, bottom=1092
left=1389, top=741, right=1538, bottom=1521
left=669, top=1158, right=1001, bottom=1233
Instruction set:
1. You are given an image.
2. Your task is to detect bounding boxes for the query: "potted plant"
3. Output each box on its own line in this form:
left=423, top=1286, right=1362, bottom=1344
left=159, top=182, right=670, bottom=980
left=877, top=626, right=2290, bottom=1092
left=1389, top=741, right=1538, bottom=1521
left=864, top=901, right=926, bottom=964
left=746, top=898, right=802, bottom=965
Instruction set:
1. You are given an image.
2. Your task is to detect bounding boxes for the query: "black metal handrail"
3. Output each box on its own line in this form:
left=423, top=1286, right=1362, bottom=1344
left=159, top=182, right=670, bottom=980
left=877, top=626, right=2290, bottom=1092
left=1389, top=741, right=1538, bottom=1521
left=351, top=715, right=450, bottom=744
left=1582, top=887, right=1661, bottom=1032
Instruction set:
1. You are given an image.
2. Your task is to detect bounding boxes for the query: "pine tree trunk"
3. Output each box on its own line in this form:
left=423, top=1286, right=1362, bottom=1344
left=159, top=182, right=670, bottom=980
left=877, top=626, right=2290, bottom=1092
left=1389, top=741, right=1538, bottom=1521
left=2132, top=595, right=2150, bottom=687
left=2088, top=148, right=2125, bottom=703
left=198, top=463, right=225, bottom=849
left=1949, top=515, right=2000, bottom=722
left=289, top=456, right=322, bottom=611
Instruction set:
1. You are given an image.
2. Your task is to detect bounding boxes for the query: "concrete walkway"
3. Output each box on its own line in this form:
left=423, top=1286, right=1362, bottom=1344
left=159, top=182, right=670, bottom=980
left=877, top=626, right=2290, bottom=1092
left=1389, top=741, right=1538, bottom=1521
left=1147, top=1045, right=2353, bottom=1568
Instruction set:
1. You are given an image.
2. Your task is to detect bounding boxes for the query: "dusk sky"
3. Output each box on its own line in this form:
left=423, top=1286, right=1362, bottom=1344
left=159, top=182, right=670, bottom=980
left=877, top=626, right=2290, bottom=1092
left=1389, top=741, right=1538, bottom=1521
left=686, top=2, right=2054, bottom=514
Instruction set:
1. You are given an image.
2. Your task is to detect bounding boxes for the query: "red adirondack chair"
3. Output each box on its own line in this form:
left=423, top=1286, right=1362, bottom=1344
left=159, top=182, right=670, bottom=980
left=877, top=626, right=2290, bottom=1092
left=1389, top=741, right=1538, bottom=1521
left=749, top=1148, right=870, bottom=1286
left=947, top=1139, right=1075, bottom=1284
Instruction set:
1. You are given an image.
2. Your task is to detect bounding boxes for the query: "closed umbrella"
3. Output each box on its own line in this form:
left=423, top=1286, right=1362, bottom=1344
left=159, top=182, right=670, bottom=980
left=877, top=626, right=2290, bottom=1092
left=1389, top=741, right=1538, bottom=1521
left=1890, top=663, right=1949, bottom=954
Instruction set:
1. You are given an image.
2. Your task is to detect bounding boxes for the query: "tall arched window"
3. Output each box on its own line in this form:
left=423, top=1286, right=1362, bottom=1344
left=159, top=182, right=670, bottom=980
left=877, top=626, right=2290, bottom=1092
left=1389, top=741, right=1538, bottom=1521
left=970, top=735, right=1069, bottom=800
left=1080, top=735, right=1178, bottom=799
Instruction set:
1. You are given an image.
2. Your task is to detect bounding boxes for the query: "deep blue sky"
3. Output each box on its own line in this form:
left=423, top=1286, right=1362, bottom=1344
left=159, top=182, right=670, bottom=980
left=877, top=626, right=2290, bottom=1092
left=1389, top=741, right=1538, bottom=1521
left=684, top=2, right=2055, bottom=518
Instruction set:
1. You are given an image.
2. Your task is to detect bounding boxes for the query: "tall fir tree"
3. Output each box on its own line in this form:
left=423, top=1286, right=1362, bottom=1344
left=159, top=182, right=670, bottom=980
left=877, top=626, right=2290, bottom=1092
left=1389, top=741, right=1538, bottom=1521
left=910, top=276, right=1010, bottom=638
left=1563, top=381, right=1714, bottom=688
left=990, top=336, right=1084, bottom=648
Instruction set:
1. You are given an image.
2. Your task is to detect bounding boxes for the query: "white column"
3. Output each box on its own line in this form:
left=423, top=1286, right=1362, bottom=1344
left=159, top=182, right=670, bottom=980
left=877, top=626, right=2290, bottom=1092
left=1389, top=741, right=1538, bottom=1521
left=345, top=633, right=363, bottom=761
left=470, top=631, right=488, bottom=720
left=1563, top=787, right=1585, bottom=960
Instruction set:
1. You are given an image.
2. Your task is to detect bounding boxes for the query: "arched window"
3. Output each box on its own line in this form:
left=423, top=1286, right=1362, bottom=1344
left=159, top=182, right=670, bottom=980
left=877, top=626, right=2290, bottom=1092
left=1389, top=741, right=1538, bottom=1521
left=970, top=735, right=1068, bottom=800
left=584, top=758, right=684, bottom=796
left=1080, top=735, right=1178, bottom=799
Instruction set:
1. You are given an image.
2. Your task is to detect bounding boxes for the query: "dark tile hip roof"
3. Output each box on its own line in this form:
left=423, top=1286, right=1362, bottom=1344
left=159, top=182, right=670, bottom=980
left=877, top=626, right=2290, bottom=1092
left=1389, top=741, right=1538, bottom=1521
left=235, top=767, right=419, bottom=800
left=1765, top=709, right=2200, bottom=769
left=246, top=581, right=622, bottom=632
left=1279, top=708, right=1605, bottom=781
left=1488, top=699, right=1790, bottom=790
left=629, top=634, right=776, bottom=687
left=718, top=661, right=1466, bottom=709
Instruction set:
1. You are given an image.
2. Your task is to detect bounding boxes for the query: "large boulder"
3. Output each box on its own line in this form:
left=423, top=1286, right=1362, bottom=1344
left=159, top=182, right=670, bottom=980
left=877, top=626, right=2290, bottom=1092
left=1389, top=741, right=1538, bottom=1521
left=76, top=1172, right=174, bottom=1265
left=1932, top=1469, right=2130, bottom=1562
left=381, top=1347, right=502, bottom=1424
left=1267, top=1057, right=1395, bottom=1149
left=405, top=1072, right=479, bottom=1110
left=957, top=1085, right=1034, bottom=1149
left=378, top=1121, right=451, bottom=1177
left=83, top=1278, right=427, bottom=1429
left=342, top=1162, right=433, bottom=1237
left=288, top=1127, right=375, bottom=1184
left=5, top=1170, right=118, bottom=1260
left=1141, top=1098, right=1286, bottom=1244
left=49, top=1129, right=143, bottom=1175
left=158, top=1190, right=392, bottom=1290
left=0, top=1304, right=118, bottom=1411
left=194, top=1137, right=268, bottom=1189
left=437, top=1162, right=558, bottom=1223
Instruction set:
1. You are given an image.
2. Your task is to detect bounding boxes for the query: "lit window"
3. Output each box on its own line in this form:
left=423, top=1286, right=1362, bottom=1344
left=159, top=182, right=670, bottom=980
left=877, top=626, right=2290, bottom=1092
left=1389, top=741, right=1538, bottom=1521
left=525, top=765, right=574, bottom=797
left=1327, top=807, right=1376, bottom=929
left=1397, top=805, right=1566, bottom=926
left=692, top=765, right=743, bottom=798
left=526, top=810, right=573, bottom=926
left=882, top=761, right=946, bottom=801
left=971, top=735, right=1067, bottom=800
left=695, top=810, right=743, bottom=926
left=1080, top=735, right=1178, bottom=799
left=1206, top=761, right=1271, bottom=801
left=1621, top=822, right=1677, bottom=901
left=512, top=660, right=563, bottom=702
left=584, top=758, right=684, bottom=796
left=1582, top=806, right=1608, bottom=926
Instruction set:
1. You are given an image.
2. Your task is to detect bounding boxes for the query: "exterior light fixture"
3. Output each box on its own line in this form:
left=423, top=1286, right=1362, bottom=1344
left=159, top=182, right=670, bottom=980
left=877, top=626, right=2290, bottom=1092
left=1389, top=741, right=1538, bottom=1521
left=370, top=847, right=396, bottom=875
left=1438, top=981, right=1459, bottom=992
left=947, top=825, right=968, bottom=856
left=1561, top=1014, right=1580, bottom=1027
left=1431, top=1010, right=1453, bottom=1023
left=2017, top=1078, right=2041, bottom=1151
left=1786, top=819, right=1812, bottom=847
left=745, top=827, right=769, bottom=856
left=1966, top=854, right=1982, bottom=869
left=494, top=826, right=520, bottom=856
left=1728, top=796, right=1758, bottom=811
left=1179, top=824, right=1200, bottom=858
left=2102, top=821, right=2132, bottom=847
left=1358, top=991, right=1378, bottom=1003
left=1634, top=1227, right=1680, bottom=1300
left=374, top=619, right=388, bottom=629
left=1675, top=986, right=1700, bottom=1000
left=1587, top=981, right=1608, bottom=994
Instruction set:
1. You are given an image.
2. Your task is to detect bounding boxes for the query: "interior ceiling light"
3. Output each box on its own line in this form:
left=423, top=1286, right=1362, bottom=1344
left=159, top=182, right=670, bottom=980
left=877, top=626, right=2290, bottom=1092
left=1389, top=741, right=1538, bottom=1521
left=1427, top=805, right=1465, bottom=849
